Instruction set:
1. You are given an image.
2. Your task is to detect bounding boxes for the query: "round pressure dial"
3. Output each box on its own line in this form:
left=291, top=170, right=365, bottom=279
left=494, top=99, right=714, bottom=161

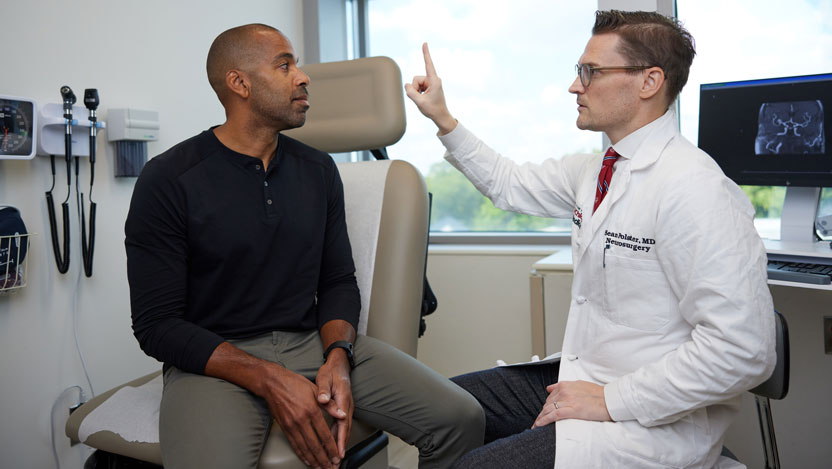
left=0, top=97, right=35, bottom=158
left=1, top=104, right=29, bottom=153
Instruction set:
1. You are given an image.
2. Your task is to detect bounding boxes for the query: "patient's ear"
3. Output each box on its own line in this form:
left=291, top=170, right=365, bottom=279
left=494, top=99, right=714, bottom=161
left=639, top=67, right=665, bottom=101
left=226, top=69, right=251, bottom=99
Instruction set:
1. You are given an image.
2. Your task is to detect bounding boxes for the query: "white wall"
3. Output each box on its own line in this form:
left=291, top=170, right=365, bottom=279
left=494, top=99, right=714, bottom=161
left=0, top=1, right=303, bottom=467
left=418, top=248, right=559, bottom=377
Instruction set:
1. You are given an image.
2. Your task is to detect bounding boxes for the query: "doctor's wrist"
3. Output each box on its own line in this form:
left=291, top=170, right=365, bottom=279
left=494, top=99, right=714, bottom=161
left=435, top=113, right=458, bottom=136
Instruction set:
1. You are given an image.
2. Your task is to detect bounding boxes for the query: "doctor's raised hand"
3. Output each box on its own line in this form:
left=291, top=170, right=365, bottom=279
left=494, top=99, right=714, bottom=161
left=404, top=42, right=458, bottom=135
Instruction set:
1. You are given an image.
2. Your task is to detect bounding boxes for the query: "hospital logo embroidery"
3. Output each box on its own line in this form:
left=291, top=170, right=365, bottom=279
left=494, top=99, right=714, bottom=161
left=572, top=207, right=583, bottom=228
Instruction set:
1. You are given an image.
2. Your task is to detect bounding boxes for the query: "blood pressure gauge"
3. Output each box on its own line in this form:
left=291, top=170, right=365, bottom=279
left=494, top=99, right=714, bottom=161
left=0, top=95, right=37, bottom=159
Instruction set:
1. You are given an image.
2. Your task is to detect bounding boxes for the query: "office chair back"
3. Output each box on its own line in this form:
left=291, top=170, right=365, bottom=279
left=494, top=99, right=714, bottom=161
left=749, top=309, right=789, bottom=469
left=750, top=310, right=789, bottom=400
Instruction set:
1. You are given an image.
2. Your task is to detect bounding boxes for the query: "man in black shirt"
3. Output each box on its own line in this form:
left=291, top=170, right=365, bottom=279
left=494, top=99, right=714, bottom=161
left=125, top=24, right=483, bottom=469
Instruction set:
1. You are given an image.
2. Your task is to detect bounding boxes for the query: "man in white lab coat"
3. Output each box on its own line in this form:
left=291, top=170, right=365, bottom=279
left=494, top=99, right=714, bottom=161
left=406, top=9, right=776, bottom=469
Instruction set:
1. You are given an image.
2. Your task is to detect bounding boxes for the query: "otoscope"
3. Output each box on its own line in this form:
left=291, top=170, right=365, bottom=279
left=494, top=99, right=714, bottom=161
left=80, top=89, right=98, bottom=277
left=45, top=86, right=75, bottom=273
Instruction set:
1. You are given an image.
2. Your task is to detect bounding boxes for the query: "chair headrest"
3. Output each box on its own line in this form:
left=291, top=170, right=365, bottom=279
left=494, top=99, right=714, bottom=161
left=284, top=56, right=406, bottom=154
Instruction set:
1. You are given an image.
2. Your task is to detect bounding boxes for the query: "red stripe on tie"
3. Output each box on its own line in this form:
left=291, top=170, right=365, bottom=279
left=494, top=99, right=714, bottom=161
left=593, top=147, right=620, bottom=213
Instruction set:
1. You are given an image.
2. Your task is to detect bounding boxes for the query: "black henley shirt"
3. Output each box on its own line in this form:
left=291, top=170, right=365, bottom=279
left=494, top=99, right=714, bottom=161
left=125, top=129, right=360, bottom=374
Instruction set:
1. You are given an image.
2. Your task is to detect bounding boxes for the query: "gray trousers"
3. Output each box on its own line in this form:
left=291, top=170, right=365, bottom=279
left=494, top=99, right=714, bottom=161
left=450, top=362, right=560, bottom=469
left=159, top=331, right=485, bottom=469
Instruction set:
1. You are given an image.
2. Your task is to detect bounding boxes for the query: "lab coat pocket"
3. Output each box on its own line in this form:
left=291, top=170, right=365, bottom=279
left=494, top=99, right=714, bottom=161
left=601, top=415, right=701, bottom=468
left=603, top=254, right=670, bottom=331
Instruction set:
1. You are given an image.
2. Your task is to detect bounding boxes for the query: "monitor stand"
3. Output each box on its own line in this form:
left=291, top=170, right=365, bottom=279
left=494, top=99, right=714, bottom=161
left=780, top=186, right=821, bottom=243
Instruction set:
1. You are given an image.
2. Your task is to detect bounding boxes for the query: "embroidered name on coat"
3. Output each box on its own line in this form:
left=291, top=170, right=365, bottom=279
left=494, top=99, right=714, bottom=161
left=604, top=230, right=655, bottom=253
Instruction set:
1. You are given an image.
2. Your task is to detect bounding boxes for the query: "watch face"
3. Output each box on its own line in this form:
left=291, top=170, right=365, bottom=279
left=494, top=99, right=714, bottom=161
left=0, top=98, right=35, bottom=157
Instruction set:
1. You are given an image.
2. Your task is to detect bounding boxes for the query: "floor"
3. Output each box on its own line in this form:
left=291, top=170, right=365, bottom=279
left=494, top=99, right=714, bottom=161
left=387, top=434, right=418, bottom=469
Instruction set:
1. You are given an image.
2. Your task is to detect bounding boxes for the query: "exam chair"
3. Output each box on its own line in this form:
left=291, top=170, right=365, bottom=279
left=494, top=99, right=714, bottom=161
left=66, top=56, right=429, bottom=469
left=720, top=309, right=790, bottom=469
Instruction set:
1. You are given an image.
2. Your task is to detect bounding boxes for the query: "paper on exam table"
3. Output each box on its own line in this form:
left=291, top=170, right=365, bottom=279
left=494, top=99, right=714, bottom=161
left=496, top=352, right=561, bottom=368
left=78, top=373, right=163, bottom=444
left=337, top=161, right=389, bottom=336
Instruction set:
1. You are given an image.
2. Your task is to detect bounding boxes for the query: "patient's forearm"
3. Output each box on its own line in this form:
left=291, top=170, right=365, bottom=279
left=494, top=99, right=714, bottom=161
left=203, top=341, right=282, bottom=396
left=320, top=320, right=356, bottom=351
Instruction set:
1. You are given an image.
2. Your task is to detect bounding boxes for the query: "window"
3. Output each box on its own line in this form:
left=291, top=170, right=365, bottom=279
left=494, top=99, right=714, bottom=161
left=676, top=0, right=832, bottom=240
left=367, top=0, right=600, bottom=233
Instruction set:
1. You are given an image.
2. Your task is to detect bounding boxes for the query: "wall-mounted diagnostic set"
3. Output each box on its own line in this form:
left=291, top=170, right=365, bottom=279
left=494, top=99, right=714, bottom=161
left=3, top=88, right=158, bottom=277
left=41, top=86, right=106, bottom=276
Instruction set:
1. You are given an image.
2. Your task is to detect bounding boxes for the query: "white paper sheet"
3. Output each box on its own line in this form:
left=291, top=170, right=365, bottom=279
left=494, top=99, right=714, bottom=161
left=78, top=374, right=163, bottom=444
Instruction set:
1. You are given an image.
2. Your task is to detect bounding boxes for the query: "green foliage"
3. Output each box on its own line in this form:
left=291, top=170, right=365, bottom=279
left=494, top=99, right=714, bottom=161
left=740, top=185, right=786, bottom=218
left=426, top=163, right=803, bottom=232
left=424, top=160, right=484, bottom=230
left=425, top=160, right=566, bottom=232
left=820, top=188, right=832, bottom=216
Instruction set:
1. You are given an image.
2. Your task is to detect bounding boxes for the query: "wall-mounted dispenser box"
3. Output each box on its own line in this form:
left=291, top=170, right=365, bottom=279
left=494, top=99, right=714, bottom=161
left=37, top=103, right=106, bottom=157
left=107, top=108, right=159, bottom=177
left=108, top=108, right=159, bottom=141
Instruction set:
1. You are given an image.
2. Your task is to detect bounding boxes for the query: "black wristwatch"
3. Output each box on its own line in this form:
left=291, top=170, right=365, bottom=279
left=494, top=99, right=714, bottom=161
left=323, top=340, right=355, bottom=369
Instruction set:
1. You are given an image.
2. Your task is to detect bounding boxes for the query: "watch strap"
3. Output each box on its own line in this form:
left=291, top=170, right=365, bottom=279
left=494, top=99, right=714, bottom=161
left=323, top=340, right=355, bottom=369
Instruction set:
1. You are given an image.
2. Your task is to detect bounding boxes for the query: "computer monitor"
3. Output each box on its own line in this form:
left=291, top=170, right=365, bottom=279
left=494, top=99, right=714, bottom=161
left=698, top=73, right=832, bottom=243
left=698, top=73, right=832, bottom=187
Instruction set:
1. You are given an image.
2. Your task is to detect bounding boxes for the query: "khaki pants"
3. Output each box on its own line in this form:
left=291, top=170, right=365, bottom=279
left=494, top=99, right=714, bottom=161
left=159, top=331, right=485, bottom=468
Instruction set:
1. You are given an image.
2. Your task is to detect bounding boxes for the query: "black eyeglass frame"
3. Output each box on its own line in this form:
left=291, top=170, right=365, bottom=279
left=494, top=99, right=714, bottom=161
left=575, top=63, right=655, bottom=88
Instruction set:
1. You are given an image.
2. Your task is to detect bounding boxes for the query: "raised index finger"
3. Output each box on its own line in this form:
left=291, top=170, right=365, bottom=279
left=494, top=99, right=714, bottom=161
left=422, top=42, right=438, bottom=77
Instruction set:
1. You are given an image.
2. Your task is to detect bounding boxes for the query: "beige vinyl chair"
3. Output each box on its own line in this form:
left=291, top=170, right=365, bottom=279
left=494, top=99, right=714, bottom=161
left=66, top=56, right=429, bottom=469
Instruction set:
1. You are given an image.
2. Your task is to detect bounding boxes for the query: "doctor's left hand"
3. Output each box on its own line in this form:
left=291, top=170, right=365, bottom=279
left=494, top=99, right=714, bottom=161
left=532, top=380, right=612, bottom=428
left=316, top=350, right=354, bottom=460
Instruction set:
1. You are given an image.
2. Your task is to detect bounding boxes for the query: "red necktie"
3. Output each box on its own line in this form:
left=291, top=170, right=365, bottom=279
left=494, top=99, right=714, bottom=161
left=593, top=147, right=620, bottom=213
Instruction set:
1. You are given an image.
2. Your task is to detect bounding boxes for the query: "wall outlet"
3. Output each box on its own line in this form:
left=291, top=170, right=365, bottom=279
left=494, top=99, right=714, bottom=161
left=825, top=316, right=832, bottom=355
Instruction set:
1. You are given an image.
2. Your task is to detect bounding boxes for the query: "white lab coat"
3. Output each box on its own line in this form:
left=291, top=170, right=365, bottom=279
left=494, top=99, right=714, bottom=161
left=439, top=111, right=776, bottom=468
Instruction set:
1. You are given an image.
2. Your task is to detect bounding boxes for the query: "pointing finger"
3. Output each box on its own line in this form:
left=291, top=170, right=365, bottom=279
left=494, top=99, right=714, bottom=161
left=422, top=42, right=438, bottom=77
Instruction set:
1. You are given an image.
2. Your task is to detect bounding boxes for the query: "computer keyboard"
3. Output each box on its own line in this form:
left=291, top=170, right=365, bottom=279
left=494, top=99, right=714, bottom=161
left=767, top=260, right=832, bottom=285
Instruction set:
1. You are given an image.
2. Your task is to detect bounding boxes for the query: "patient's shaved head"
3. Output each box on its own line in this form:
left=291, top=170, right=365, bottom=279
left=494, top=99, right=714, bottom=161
left=206, top=23, right=283, bottom=102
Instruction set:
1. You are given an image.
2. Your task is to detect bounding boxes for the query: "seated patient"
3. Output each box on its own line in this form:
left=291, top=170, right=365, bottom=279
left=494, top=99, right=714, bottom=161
left=125, top=23, right=483, bottom=469
left=405, top=10, right=776, bottom=469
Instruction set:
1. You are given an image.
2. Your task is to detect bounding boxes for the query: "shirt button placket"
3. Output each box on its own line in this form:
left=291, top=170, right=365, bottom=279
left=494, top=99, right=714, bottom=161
left=263, top=169, right=276, bottom=216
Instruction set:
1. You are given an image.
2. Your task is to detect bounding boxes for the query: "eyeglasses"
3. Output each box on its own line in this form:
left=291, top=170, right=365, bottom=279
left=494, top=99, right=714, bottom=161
left=575, top=63, right=654, bottom=88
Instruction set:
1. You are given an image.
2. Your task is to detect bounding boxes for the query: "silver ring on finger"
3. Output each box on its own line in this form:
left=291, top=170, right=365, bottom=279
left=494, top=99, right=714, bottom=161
left=554, top=401, right=559, bottom=409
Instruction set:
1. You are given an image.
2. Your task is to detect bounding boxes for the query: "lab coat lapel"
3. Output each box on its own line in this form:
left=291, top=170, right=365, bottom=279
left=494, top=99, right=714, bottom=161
left=571, top=177, right=598, bottom=268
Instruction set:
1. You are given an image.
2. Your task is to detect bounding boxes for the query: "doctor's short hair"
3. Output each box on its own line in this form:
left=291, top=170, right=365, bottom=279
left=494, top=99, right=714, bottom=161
left=206, top=23, right=283, bottom=102
left=592, top=10, right=696, bottom=107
